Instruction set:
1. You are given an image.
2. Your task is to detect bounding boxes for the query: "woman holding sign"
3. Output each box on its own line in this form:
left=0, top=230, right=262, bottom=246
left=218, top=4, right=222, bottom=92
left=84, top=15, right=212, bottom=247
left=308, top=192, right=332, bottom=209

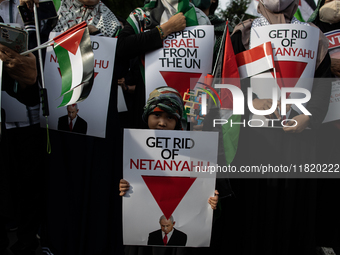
left=116, top=0, right=211, bottom=128
left=228, top=0, right=332, bottom=254
left=119, top=86, right=219, bottom=255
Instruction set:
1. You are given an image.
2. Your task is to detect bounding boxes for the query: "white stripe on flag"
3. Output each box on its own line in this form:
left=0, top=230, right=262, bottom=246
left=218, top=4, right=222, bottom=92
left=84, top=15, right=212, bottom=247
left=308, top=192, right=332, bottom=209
left=129, top=12, right=141, bottom=34
left=300, top=0, right=314, bottom=22
left=67, top=85, right=84, bottom=105
left=69, top=47, right=83, bottom=90
left=238, top=56, right=274, bottom=79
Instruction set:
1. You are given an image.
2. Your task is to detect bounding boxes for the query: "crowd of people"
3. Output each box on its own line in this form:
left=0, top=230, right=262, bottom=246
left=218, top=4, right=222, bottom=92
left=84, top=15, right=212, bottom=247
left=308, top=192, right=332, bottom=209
left=0, top=0, right=339, bottom=254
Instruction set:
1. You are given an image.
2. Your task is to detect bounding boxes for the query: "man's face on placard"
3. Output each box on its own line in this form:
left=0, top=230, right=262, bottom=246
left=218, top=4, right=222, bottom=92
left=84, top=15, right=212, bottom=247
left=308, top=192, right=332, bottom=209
left=67, top=105, right=78, bottom=120
left=160, top=218, right=175, bottom=234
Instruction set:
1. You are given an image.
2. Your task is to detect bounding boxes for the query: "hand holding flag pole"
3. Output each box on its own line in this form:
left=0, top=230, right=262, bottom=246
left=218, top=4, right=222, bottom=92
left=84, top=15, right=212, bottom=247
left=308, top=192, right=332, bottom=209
left=22, top=20, right=94, bottom=108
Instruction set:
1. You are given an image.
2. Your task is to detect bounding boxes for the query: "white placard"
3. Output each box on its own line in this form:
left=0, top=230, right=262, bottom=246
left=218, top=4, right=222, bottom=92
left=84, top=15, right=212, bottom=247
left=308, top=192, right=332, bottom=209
left=123, top=129, right=217, bottom=247
left=250, top=24, right=319, bottom=125
left=42, top=34, right=117, bottom=138
left=145, top=25, right=214, bottom=99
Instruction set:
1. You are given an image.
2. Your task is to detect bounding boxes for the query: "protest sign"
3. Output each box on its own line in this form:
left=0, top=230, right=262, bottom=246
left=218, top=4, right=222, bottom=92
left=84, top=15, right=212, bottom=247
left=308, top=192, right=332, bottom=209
left=42, top=34, right=116, bottom=138
left=145, top=25, right=214, bottom=100
left=322, top=30, right=340, bottom=123
left=249, top=24, right=319, bottom=125
left=123, top=129, right=217, bottom=247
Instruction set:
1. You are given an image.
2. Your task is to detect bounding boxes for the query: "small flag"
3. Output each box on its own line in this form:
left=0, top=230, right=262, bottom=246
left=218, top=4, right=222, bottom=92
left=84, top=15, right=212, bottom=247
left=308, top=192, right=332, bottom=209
left=53, top=22, right=94, bottom=107
left=219, top=23, right=241, bottom=166
left=21, top=22, right=95, bottom=107
left=235, top=41, right=274, bottom=79
left=206, top=22, right=241, bottom=166
left=220, top=23, right=241, bottom=109
left=294, top=0, right=316, bottom=22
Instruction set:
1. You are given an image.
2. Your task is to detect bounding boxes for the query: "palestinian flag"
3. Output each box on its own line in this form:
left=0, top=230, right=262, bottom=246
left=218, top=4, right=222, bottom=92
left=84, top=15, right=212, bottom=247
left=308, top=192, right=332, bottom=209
left=206, top=22, right=241, bottom=166
left=53, top=22, right=94, bottom=107
left=294, top=0, right=316, bottom=21
left=218, top=23, right=241, bottom=166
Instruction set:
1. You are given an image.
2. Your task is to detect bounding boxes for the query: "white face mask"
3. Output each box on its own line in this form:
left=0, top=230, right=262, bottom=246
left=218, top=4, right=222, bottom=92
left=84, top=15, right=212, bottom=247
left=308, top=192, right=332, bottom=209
left=259, top=0, right=295, bottom=12
left=319, top=0, right=340, bottom=24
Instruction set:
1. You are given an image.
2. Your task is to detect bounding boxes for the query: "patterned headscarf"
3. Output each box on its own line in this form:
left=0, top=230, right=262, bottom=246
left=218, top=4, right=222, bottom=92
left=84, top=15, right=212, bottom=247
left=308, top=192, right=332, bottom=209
left=142, top=86, right=186, bottom=130
left=52, top=0, right=121, bottom=37
left=126, top=0, right=211, bottom=36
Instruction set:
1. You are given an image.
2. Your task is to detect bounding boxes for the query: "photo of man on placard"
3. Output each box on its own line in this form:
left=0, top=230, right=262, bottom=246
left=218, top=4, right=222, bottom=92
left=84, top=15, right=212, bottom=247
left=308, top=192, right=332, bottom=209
left=58, top=104, right=87, bottom=134
left=147, top=215, right=187, bottom=246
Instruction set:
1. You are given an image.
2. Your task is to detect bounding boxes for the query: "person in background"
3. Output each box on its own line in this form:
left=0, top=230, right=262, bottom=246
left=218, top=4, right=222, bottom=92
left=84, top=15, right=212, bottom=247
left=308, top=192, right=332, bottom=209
left=191, top=0, right=229, bottom=62
left=0, top=1, right=43, bottom=252
left=0, top=46, right=39, bottom=255
left=0, top=0, right=24, bottom=27
left=19, top=0, right=124, bottom=254
left=308, top=1, right=340, bottom=253
left=228, top=0, right=332, bottom=254
left=116, top=0, right=211, bottom=131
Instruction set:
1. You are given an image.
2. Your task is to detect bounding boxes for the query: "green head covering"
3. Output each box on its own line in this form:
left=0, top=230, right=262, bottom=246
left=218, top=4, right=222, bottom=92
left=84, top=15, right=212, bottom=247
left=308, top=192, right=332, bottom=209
left=142, top=86, right=186, bottom=130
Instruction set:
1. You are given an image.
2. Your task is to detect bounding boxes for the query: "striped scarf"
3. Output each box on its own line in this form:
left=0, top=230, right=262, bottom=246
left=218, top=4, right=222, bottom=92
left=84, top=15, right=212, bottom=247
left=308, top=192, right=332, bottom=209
left=127, top=0, right=199, bottom=35
left=52, top=0, right=120, bottom=37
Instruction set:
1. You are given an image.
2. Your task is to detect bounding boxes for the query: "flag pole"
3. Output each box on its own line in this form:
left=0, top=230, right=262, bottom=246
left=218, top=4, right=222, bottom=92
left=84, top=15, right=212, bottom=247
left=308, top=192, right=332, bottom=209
left=33, top=3, right=51, bottom=153
left=34, top=3, right=45, bottom=90
left=212, top=21, right=228, bottom=77
left=20, top=40, right=53, bottom=55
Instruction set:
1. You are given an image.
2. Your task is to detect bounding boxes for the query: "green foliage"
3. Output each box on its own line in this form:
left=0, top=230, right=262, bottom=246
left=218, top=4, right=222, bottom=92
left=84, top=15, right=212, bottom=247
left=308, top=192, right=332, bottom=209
left=102, top=0, right=145, bottom=19
left=219, top=0, right=254, bottom=28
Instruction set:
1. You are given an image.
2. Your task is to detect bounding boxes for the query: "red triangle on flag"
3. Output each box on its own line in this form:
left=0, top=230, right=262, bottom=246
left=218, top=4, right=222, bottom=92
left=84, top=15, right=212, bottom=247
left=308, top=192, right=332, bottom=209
left=142, top=176, right=196, bottom=219
left=160, top=71, right=202, bottom=96
left=54, top=28, right=85, bottom=55
left=270, top=61, right=307, bottom=97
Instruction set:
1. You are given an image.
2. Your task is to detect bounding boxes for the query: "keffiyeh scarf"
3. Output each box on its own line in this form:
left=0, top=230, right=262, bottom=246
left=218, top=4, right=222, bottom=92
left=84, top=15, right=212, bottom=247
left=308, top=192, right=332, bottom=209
left=127, top=0, right=199, bottom=34
left=52, top=0, right=120, bottom=37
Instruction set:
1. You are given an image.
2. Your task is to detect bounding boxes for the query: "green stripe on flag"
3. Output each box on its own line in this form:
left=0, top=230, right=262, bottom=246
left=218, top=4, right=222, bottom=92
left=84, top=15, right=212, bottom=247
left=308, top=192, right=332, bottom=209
left=58, top=90, right=73, bottom=108
left=294, top=8, right=305, bottom=22
left=144, top=0, right=157, bottom=8
left=178, top=0, right=198, bottom=26
left=52, top=0, right=60, bottom=12
left=54, top=43, right=72, bottom=96
left=183, top=7, right=198, bottom=27
left=222, top=114, right=241, bottom=166
left=127, top=16, right=139, bottom=34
